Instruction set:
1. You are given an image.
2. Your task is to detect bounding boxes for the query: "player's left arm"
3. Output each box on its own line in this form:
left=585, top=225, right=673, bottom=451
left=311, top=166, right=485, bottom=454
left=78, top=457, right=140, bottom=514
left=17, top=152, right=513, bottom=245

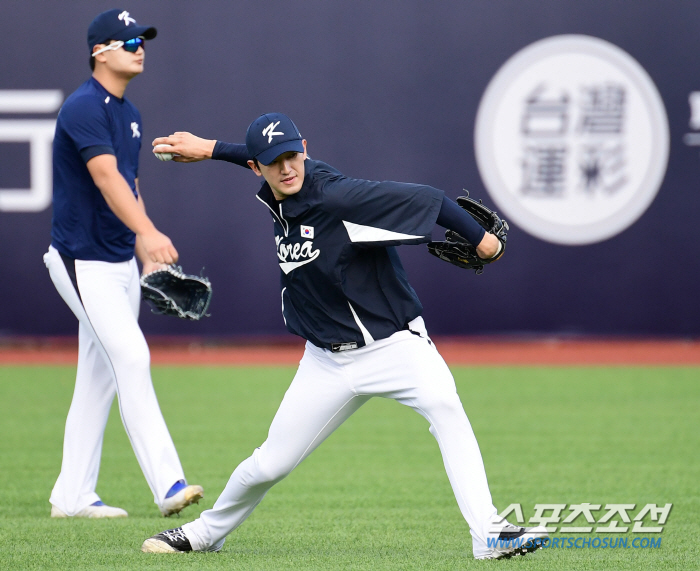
left=322, top=174, right=443, bottom=246
left=322, top=173, right=503, bottom=260
left=134, top=179, right=168, bottom=275
left=437, top=196, right=501, bottom=259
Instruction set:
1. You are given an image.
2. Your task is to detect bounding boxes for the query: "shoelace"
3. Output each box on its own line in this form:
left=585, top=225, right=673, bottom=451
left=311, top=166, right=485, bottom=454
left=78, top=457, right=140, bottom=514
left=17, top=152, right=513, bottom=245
left=162, top=528, right=188, bottom=542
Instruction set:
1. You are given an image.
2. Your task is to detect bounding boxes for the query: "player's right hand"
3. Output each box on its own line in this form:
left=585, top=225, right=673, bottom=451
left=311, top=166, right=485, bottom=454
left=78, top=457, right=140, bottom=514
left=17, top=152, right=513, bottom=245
left=140, top=229, right=179, bottom=264
left=151, top=132, right=215, bottom=163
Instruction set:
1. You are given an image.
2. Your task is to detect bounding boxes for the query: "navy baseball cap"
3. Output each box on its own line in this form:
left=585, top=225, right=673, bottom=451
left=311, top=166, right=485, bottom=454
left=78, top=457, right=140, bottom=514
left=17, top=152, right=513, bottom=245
left=246, top=113, right=304, bottom=165
left=88, top=9, right=157, bottom=51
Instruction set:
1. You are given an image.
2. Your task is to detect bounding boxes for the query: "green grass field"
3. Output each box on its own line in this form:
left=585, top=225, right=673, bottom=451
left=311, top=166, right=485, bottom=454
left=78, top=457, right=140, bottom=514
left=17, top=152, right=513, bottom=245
left=0, top=364, right=697, bottom=570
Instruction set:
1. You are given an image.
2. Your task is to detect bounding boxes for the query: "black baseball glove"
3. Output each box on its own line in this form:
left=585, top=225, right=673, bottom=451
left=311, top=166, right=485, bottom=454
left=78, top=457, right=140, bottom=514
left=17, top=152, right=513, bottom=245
left=140, top=265, right=212, bottom=320
left=427, top=193, right=509, bottom=274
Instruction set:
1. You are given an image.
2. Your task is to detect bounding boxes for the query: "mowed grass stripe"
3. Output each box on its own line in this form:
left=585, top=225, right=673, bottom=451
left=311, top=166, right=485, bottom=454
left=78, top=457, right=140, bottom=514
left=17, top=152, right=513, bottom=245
left=0, top=365, right=697, bottom=570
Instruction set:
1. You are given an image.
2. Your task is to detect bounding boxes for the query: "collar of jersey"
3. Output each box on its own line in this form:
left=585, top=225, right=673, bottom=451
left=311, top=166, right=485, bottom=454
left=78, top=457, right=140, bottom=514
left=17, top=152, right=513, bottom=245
left=89, top=76, right=124, bottom=103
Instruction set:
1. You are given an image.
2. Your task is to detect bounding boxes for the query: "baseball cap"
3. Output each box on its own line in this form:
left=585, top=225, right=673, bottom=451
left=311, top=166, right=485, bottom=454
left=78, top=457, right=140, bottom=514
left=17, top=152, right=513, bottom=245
left=246, top=113, right=304, bottom=166
left=88, top=9, right=157, bottom=51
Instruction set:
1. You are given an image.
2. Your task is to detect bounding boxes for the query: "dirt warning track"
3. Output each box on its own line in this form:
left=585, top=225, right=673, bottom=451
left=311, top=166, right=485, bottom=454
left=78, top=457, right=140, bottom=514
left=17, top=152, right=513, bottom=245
left=1, top=338, right=699, bottom=366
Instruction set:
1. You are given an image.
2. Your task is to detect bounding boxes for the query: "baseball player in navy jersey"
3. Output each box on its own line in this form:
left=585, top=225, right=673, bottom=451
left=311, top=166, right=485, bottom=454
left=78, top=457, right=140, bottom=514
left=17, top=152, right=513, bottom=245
left=43, top=9, right=203, bottom=519
left=143, top=114, right=547, bottom=559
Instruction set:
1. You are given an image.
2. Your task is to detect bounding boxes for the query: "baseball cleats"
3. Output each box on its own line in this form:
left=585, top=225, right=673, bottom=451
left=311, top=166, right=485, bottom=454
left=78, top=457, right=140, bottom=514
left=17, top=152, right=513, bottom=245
left=50, top=500, right=128, bottom=518
left=142, top=527, right=192, bottom=553
left=477, top=523, right=549, bottom=560
left=160, top=480, right=204, bottom=517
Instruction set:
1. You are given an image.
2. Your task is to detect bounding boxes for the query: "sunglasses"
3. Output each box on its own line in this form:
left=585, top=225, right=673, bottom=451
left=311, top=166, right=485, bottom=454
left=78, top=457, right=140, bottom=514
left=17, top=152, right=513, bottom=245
left=92, top=36, right=145, bottom=57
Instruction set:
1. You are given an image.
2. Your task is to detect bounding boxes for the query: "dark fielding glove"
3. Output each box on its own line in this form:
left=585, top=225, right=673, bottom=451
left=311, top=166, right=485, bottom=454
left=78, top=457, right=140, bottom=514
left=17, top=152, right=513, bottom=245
left=140, top=265, right=212, bottom=320
left=427, top=194, right=509, bottom=275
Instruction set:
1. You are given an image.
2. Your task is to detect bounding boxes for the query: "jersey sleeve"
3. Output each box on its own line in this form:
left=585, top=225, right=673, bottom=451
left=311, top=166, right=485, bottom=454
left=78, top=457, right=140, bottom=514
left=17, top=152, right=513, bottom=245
left=436, top=196, right=486, bottom=246
left=59, top=95, right=114, bottom=163
left=320, top=169, right=444, bottom=246
left=212, top=141, right=252, bottom=169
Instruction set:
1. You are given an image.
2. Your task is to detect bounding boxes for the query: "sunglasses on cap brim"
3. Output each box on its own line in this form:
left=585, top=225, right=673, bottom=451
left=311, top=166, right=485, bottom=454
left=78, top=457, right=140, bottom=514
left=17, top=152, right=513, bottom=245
left=92, top=36, right=145, bottom=57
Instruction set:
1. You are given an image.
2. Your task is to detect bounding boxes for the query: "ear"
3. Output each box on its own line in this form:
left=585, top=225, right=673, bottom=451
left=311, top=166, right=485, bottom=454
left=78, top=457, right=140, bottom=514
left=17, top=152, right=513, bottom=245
left=247, top=159, right=263, bottom=176
left=302, top=139, right=308, bottom=159
left=92, top=44, right=108, bottom=64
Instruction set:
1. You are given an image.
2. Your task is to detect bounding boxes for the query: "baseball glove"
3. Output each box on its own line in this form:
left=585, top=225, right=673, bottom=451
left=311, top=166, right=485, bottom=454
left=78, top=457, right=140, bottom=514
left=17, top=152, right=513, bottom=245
left=140, top=265, right=212, bottom=320
left=427, top=193, right=509, bottom=275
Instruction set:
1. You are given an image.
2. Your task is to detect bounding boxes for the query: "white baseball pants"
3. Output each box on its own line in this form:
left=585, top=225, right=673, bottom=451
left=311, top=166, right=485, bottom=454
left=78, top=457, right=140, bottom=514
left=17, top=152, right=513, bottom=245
left=183, top=317, right=498, bottom=557
left=44, top=245, right=185, bottom=515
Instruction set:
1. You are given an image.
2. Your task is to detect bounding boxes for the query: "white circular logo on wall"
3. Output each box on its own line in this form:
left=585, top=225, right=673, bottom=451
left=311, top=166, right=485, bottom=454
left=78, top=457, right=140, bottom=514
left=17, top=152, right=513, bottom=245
left=474, top=35, right=669, bottom=245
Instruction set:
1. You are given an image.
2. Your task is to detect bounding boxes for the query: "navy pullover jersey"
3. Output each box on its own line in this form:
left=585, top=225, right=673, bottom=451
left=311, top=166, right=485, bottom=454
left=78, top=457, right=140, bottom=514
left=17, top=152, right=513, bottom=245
left=256, top=159, right=443, bottom=351
left=51, top=77, right=141, bottom=262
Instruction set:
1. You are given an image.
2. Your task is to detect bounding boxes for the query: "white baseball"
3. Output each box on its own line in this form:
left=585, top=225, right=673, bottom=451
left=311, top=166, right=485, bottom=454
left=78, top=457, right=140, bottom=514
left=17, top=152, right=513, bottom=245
left=154, top=144, right=175, bottom=161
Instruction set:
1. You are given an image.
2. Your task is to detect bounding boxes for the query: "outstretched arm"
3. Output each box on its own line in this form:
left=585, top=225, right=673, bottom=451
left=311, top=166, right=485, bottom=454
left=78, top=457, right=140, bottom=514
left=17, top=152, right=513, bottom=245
left=151, top=132, right=250, bottom=168
left=151, top=132, right=215, bottom=162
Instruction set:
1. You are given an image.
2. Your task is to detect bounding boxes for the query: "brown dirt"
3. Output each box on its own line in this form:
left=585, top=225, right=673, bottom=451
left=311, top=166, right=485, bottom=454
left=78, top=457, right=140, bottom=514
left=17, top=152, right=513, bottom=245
left=1, top=338, right=699, bottom=366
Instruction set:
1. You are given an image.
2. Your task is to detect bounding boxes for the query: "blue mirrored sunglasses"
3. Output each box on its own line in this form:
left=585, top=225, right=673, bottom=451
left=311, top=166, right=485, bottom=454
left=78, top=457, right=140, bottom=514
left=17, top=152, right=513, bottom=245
left=92, top=36, right=145, bottom=57
left=122, top=37, right=145, bottom=52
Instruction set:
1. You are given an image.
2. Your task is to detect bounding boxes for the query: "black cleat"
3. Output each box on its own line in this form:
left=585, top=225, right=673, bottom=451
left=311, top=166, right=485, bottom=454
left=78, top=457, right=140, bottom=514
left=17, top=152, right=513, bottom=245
left=477, top=523, right=549, bottom=559
left=141, top=527, right=193, bottom=553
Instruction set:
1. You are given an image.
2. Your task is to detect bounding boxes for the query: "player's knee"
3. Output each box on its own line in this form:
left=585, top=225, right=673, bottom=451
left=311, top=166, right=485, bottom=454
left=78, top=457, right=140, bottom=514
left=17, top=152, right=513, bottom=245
left=418, top=391, right=464, bottom=419
left=251, top=451, right=295, bottom=486
left=111, top=342, right=150, bottom=373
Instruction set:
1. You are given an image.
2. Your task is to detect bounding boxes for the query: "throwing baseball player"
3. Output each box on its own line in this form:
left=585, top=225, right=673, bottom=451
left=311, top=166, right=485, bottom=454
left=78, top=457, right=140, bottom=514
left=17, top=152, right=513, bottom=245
left=142, top=113, right=547, bottom=559
left=43, top=9, right=203, bottom=518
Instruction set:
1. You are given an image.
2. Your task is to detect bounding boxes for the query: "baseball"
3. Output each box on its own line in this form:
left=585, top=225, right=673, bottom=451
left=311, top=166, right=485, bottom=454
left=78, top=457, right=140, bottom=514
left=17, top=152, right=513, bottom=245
left=154, top=144, right=176, bottom=161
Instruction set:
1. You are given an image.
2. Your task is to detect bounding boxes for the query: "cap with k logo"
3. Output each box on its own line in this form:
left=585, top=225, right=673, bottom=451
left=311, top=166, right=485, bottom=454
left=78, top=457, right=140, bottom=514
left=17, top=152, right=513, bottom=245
left=246, top=113, right=304, bottom=166
left=87, top=9, right=157, bottom=51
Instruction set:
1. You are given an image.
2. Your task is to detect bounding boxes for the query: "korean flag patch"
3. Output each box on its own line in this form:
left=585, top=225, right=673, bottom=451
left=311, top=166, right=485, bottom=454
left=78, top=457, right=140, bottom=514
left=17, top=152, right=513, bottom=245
left=301, top=225, right=314, bottom=239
